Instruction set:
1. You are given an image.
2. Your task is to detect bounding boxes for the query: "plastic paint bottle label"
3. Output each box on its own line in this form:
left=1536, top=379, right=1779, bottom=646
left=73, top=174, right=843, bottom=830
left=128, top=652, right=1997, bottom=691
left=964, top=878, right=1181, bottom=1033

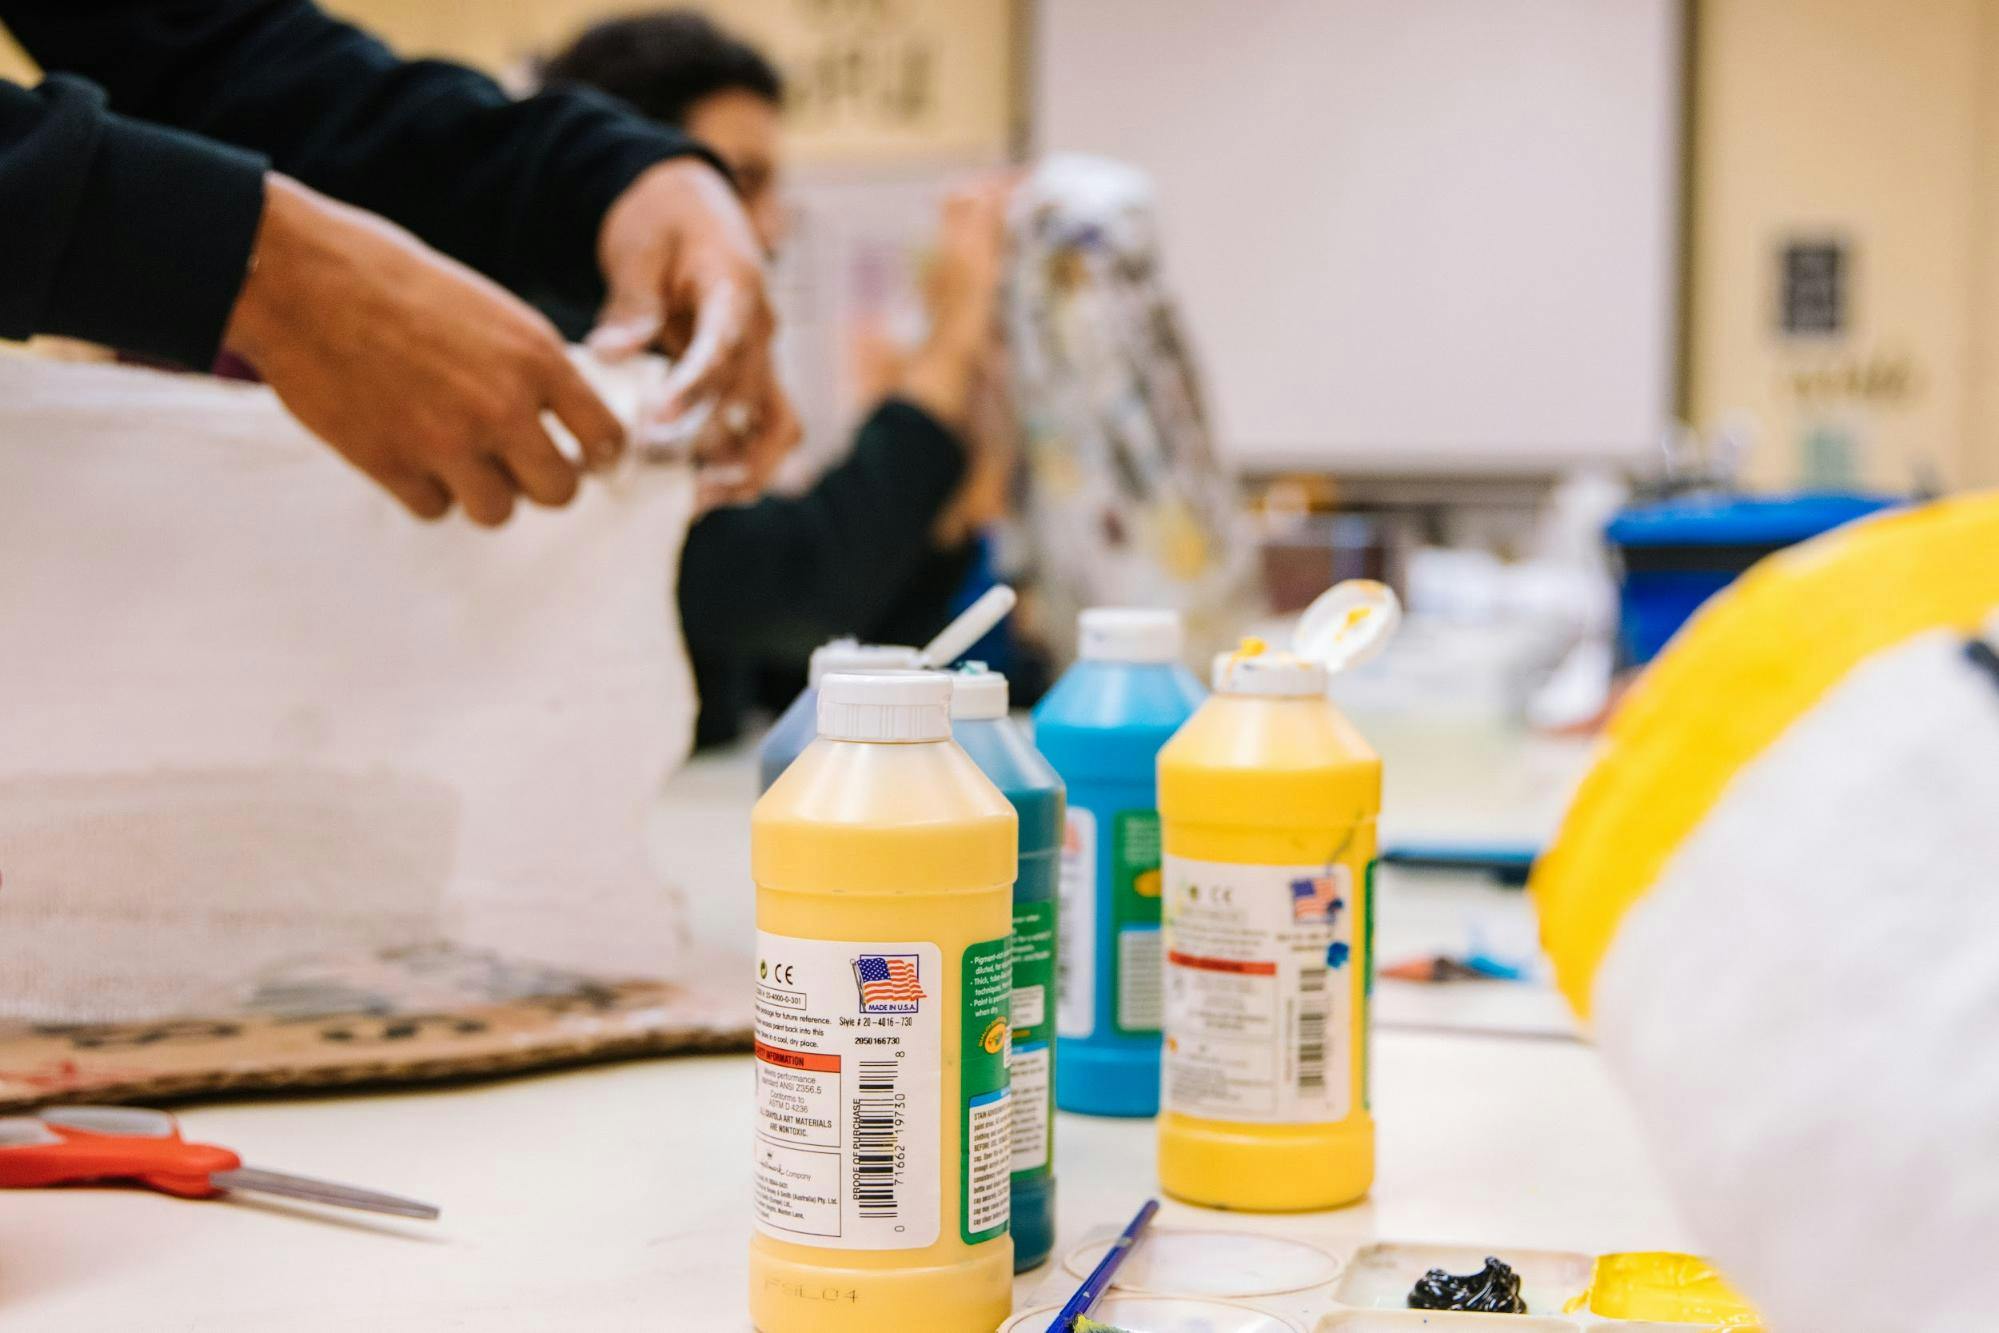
left=1161, top=859, right=1357, bottom=1123
left=1055, top=808, right=1097, bottom=1038
left=1007, top=1044, right=1050, bottom=1174
left=1008, top=900, right=1055, bottom=1175
left=1111, top=811, right=1165, bottom=1033
left=959, top=938, right=1013, bottom=1245
left=753, top=934, right=943, bottom=1249
left=1053, top=807, right=1167, bottom=1040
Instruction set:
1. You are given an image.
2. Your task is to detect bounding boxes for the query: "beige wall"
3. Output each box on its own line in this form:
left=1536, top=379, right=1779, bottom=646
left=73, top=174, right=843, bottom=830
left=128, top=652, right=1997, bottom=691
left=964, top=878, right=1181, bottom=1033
left=1973, top=5, right=1999, bottom=486
left=1686, top=0, right=1999, bottom=490
left=0, top=1, right=1015, bottom=164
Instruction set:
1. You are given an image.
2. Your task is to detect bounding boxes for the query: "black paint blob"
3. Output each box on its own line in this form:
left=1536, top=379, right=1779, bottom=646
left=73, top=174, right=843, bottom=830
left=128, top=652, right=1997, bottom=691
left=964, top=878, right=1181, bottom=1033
left=1407, top=1256, right=1529, bottom=1313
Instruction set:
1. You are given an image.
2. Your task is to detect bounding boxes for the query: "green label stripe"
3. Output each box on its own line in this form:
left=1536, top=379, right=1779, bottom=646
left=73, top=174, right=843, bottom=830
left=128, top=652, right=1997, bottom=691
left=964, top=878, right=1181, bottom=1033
left=1362, top=857, right=1376, bottom=1112
left=1110, top=810, right=1163, bottom=1035
left=960, top=936, right=1012, bottom=1245
left=1111, top=810, right=1163, bottom=930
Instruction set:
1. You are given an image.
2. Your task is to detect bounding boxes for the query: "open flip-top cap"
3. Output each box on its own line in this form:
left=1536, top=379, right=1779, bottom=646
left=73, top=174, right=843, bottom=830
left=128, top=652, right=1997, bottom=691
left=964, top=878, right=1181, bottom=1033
left=1212, top=581, right=1403, bottom=697
left=1294, top=580, right=1401, bottom=675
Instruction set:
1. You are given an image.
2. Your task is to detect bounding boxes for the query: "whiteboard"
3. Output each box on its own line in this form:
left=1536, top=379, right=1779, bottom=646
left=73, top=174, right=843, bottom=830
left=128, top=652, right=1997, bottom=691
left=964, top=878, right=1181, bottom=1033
left=1034, top=0, right=1683, bottom=473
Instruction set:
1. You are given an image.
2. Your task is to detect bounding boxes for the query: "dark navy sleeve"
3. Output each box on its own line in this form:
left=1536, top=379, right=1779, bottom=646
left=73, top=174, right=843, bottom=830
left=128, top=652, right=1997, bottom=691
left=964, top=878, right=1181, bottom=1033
left=1, top=1, right=719, bottom=361
left=0, top=74, right=266, bottom=365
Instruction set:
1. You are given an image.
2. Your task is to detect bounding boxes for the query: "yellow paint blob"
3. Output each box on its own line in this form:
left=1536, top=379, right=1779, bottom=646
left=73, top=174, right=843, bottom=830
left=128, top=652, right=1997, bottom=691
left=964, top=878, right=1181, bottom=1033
left=1567, top=1252, right=1762, bottom=1327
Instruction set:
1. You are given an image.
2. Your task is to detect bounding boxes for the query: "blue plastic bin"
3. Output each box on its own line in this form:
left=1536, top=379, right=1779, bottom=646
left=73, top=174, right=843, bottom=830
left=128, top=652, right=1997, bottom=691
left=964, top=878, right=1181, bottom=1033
left=1606, top=492, right=1899, bottom=666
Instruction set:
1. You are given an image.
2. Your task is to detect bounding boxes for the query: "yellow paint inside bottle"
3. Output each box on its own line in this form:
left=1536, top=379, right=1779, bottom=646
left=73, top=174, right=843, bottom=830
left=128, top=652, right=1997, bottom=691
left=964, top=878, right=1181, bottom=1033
left=749, top=672, right=1016, bottom=1332
left=1156, top=639, right=1380, bottom=1211
left=1567, top=1251, right=1763, bottom=1326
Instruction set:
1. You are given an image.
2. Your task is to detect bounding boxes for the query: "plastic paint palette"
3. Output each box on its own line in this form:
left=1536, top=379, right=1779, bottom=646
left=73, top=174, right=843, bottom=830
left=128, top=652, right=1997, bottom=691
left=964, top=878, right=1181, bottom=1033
left=1011, top=1230, right=1748, bottom=1331
left=1318, top=1314, right=1580, bottom=1331
left=1335, top=1243, right=1591, bottom=1315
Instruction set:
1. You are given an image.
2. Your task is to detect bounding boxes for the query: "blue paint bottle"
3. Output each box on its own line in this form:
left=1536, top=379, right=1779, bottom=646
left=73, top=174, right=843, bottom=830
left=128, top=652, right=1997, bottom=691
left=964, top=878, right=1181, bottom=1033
left=1032, top=609, right=1205, bottom=1117
left=950, top=664, right=1064, bottom=1270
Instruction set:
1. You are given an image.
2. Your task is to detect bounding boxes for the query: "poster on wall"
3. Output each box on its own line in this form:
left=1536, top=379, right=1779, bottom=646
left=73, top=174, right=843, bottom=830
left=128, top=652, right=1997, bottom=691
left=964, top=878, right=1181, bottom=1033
left=1778, top=239, right=1848, bottom=338
left=328, top=0, right=1018, bottom=166
left=758, top=0, right=1018, bottom=164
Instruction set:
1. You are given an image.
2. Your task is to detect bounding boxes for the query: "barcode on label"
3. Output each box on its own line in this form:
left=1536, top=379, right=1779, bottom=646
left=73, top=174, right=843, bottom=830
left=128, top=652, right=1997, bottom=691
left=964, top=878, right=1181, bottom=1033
left=1296, top=967, right=1329, bottom=1094
left=853, top=1059, right=903, bottom=1219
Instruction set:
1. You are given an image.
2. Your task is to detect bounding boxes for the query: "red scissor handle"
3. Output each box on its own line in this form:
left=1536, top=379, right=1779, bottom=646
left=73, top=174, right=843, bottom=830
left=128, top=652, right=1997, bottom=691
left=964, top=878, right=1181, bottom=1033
left=0, top=1114, right=240, bottom=1199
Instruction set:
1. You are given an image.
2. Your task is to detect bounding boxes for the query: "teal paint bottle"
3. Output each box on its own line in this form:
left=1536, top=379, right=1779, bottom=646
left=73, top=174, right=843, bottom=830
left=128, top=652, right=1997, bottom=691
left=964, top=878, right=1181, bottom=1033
left=950, top=664, right=1064, bottom=1271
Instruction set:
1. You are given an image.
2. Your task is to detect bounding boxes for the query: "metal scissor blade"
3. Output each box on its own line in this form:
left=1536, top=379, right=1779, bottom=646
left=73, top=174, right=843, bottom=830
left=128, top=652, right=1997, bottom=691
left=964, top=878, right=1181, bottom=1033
left=213, top=1166, right=440, bottom=1220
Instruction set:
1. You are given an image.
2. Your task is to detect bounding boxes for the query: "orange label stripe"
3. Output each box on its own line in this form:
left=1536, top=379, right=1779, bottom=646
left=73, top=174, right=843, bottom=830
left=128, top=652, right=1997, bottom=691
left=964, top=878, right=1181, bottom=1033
left=754, top=1041, right=841, bottom=1073
left=1168, top=950, right=1276, bottom=977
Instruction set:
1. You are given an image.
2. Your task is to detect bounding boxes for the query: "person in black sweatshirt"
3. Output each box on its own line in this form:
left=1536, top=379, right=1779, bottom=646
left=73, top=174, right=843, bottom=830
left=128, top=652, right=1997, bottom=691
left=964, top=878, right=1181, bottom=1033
left=0, top=1, right=795, bottom=526
left=539, top=13, right=1016, bottom=746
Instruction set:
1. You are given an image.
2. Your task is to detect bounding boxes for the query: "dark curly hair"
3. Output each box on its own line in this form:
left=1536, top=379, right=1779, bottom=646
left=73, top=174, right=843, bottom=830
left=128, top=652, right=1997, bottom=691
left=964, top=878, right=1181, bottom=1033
left=539, top=10, right=784, bottom=127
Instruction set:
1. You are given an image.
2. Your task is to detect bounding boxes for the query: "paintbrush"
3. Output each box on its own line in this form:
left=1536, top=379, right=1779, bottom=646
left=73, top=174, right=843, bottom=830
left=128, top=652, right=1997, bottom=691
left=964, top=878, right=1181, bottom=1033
left=1045, top=1197, right=1160, bottom=1332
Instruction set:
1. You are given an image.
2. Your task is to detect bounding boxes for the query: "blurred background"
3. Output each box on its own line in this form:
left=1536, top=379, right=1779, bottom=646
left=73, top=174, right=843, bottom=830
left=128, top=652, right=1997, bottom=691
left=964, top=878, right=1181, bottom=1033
left=4, top=15, right=1993, bottom=1318
left=7, top=0, right=1993, bottom=733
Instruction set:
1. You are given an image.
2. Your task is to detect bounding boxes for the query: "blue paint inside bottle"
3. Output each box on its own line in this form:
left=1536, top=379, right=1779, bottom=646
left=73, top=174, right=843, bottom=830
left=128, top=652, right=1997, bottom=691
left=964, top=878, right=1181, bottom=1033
left=1031, top=611, right=1205, bottom=1118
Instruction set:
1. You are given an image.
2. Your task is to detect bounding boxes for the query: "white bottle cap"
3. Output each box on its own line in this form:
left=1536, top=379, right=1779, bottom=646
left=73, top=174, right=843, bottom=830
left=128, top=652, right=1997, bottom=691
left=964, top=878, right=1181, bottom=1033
left=807, top=638, right=923, bottom=687
left=817, top=671, right=953, bottom=742
left=949, top=663, right=1010, bottom=720
left=1213, top=647, right=1327, bottom=697
left=1078, top=607, right=1183, bottom=663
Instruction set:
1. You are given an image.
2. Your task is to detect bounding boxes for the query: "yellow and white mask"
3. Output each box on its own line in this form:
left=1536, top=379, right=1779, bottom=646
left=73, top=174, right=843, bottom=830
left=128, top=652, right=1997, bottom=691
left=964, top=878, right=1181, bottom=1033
left=1534, top=492, right=1999, bottom=1332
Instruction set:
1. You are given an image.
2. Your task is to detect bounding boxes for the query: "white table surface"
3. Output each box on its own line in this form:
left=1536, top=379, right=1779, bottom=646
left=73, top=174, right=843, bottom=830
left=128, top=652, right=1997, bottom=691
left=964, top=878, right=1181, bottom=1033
left=0, top=1031, right=1690, bottom=1332
left=0, top=723, right=1689, bottom=1331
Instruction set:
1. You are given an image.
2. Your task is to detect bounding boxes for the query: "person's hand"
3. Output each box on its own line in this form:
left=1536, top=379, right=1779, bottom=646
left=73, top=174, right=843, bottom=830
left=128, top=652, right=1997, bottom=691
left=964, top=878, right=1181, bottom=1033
left=590, top=158, right=799, bottom=506
left=901, top=174, right=1015, bottom=434
left=223, top=175, right=622, bottom=525
left=923, top=175, right=1014, bottom=359
left=931, top=342, right=1017, bottom=550
left=908, top=175, right=1019, bottom=549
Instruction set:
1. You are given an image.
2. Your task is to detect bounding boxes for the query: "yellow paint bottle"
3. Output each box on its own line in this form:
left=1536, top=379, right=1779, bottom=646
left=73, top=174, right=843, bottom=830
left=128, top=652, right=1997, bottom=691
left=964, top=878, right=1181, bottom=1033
left=749, top=671, right=1016, bottom=1332
left=1156, top=585, right=1396, bottom=1211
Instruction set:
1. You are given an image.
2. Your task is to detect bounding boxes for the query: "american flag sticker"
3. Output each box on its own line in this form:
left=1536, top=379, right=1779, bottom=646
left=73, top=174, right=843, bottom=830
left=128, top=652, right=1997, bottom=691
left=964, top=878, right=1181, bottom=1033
left=1289, top=872, right=1347, bottom=924
left=853, top=954, right=925, bottom=1012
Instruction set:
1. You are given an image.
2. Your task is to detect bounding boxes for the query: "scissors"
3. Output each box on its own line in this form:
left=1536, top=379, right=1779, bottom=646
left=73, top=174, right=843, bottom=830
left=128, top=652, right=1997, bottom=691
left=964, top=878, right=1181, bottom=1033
left=0, top=1105, right=438, bottom=1220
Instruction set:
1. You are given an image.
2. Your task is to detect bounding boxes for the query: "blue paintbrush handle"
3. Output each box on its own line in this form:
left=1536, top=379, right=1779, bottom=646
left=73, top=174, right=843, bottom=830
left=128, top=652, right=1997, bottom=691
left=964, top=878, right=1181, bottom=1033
left=1046, top=1197, right=1160, bottom=1332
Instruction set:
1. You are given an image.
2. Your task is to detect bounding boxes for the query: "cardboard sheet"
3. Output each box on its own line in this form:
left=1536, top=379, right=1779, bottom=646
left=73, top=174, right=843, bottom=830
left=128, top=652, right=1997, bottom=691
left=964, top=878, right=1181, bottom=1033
left=0, top=944, right=749, bottom=1111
